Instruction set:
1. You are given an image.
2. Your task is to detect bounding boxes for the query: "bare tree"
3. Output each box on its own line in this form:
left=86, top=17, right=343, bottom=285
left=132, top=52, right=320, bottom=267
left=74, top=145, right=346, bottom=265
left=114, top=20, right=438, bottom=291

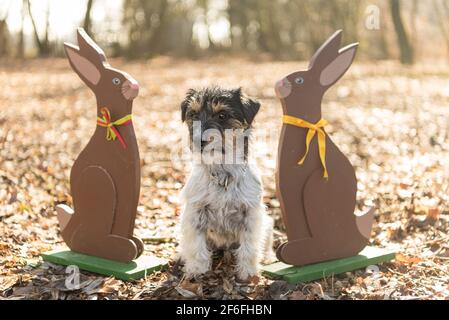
left=83, top=0, right=95, bottom=35
left=0, top=0, right=11, bottom=57
left=27, top=0, right=51, bottom=56
left=227, top=0, right=251, bottom=51
left=432, top=0, right=449, bottom=56
left=389, top=0, right=414, bottom=64
left=328, top=0, right=362, bottom=43
left=122, top=0, right=194, bottom=58
left=122, top=0, right=168, bottom=57
left=17, top=0, right=27, bottom=58
left=197, top=0, right=217, bottom=50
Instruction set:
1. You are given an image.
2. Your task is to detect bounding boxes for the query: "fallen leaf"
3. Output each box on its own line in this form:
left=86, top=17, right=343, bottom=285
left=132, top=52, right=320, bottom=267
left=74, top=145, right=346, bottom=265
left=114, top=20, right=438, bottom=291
left=97, top=277, right=122, bottom=294
left=395, top=254, right=422, bottom=265
left=0, top=242, right=9, bottom=252
left=82, top=278, right=105, bottom=295
left=426, top=207, right=440, bottom=221
left=289, top=290, right=306, bottom=300
left=223, top=278, right=233, bottom=294
left=179, top=279, right=203, bottom=297
left=0, top=275, right=18, bottom=291
left=249, top=275, right=260, bottom=285
left=268, top=281, right=295, bottom=300
left=175, top=286, right=197, bottom=298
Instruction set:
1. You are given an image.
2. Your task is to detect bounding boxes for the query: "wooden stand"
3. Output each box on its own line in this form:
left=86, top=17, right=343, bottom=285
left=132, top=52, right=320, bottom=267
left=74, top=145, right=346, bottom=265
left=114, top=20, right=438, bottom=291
left=261, top=247, right=395, bottom=284
left=42, top=248, right=168, bottom=281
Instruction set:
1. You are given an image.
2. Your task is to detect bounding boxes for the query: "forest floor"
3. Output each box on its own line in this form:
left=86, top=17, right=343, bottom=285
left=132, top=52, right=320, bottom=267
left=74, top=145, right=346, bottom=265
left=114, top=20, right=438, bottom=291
left=0, top=58, right=449, bottom=300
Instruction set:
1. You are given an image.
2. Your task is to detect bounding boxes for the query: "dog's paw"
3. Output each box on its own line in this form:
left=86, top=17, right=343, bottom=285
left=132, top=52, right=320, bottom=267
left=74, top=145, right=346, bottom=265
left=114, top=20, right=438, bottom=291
left=236, top=265, right=258, bottom=282
left=261, top=250, right=277, bottom=265
left=184, top=260, right=210, bottom=278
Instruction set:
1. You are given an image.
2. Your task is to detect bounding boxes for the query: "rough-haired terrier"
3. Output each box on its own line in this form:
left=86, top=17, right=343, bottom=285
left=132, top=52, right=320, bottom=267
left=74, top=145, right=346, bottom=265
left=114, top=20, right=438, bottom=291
left=178, top=87, right=274, bottom=280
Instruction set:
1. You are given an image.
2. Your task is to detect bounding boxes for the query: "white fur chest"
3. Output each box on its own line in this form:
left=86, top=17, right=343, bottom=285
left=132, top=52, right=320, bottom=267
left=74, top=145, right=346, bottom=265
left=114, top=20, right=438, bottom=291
left=181, top=163, right=263, bottom=247
left=182, top=164, right=262, bottom=211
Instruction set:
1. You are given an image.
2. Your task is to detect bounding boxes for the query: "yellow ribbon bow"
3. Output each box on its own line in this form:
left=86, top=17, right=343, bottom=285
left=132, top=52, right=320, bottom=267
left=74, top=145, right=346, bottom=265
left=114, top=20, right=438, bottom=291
left=97, top=107, right=133, bottom=149
left=282, top=115, right=329, bottom=179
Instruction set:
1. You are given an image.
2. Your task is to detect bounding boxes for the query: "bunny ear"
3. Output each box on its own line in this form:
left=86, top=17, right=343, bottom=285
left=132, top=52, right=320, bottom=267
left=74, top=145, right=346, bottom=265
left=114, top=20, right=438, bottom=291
left=64, top=43, right=101, bottom=87
left=319, top=43, right=358, bottom=87
left=76, top=28, right=107, bottom=67
left=308, top=30, right=343, bottom=70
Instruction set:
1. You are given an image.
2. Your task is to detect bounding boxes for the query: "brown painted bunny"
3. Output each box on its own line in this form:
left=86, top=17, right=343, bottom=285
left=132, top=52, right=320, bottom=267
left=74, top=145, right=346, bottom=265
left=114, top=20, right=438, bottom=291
left=56, top=28, right=143, bottom=263
left=274, top=30, right=375, bottom=266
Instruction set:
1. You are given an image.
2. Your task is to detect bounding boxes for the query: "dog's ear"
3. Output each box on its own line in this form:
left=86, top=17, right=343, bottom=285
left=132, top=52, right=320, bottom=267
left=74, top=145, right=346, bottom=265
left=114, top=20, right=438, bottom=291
left=181, top=89, right=197, bottom=122
left=234, top=88, right=260, bottom=126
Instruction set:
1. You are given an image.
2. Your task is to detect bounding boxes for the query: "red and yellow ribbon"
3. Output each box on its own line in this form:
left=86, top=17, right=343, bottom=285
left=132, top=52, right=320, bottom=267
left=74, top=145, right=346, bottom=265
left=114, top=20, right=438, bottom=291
left=97, top=107, right=132, bottom=149
left=283, top=115, right=329, bottom=179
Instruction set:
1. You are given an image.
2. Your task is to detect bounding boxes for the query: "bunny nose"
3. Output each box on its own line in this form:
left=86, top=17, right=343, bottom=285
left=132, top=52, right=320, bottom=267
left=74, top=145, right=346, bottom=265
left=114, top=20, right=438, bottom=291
left=123, top=80, right=140, bottom=100
left=275, top=78, right=292, bottom=99
left=275, top=79, right=284, bottom=90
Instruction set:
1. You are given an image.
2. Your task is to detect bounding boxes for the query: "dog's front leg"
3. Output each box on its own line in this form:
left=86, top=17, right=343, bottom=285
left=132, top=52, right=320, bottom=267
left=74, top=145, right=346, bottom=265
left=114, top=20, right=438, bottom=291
left=179, top=204, right=211, bottom=277
left=235, top=207, right=263, bottom=281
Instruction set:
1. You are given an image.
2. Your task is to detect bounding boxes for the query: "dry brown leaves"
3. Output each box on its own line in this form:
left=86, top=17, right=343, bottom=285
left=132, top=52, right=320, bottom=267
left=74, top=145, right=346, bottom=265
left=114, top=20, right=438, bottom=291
left=1, top=58, right=449, bottom=300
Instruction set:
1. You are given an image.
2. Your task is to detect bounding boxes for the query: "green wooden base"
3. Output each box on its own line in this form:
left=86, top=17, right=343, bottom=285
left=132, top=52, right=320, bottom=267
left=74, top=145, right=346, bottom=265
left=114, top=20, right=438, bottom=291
left=41, top=248, right=168, bottom=281
left=262, top=247, right=396, bottom=284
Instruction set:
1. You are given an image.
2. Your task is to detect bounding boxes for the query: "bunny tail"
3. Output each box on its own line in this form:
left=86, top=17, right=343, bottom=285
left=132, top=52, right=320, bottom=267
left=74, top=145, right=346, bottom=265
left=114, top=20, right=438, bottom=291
left=355, top=207, right=375, bottom=240
left=56, top=204, right=74, bottom=232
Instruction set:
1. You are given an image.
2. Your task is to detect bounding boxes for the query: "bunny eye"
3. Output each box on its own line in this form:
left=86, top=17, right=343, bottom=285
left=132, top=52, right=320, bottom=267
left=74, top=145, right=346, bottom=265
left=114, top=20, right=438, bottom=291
left=112, top=78, right=121, bottom=86
left=295, top=77, right=305, bottom=85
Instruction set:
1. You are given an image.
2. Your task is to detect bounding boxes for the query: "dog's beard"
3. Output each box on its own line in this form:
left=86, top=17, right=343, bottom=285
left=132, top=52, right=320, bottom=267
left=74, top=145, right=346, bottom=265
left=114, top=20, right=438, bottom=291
left=201, top=141, right=225, bottom=165
left=190, top=129, right=249, bottom=166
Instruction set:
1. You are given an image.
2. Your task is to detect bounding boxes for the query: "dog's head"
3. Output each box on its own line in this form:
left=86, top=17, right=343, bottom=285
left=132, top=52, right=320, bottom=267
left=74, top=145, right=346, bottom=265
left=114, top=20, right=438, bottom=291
left=181, top=87, right=260, bottom=160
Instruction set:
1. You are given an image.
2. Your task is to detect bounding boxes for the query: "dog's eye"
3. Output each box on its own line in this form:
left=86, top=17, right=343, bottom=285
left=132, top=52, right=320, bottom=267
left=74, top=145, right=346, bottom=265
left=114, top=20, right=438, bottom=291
left=112, top=78, right=121, bottom=86
left=218, top=112, right=228, bottom=120
left=295, top=77, right=305, bottom=85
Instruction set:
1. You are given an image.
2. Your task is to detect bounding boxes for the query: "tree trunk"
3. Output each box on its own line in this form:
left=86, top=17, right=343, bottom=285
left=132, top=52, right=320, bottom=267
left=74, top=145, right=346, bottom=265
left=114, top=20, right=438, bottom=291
left=27, top=0, right=51, bottom=56
left=27, top=0, right=42, bottom=52
left=227, top=0, right=250, bottom=51
left=432, top=0, right=449, bottom=56
left=0, top=20, right=8, bottom=57
left=83, top=0, right=94, bottom=35
left=0, top=1, right=11, bottom=57
left=17, top=0, right=26, bottom=58
left=389, top=0, right=414, bottom=64
left=44, top=3, right=50, bottom=48
left=146, top=0, right=169, bottom=54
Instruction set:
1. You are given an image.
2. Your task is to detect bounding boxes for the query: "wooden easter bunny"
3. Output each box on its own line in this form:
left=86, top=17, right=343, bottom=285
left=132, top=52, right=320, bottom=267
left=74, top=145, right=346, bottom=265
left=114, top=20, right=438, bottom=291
left=274, top=30, right=375, bottom=266
left=56, top=28, right=143, bottom=263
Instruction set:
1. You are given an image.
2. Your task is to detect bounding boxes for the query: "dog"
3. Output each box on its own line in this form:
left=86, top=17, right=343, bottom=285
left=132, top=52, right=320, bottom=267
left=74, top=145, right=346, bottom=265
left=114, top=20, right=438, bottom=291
left=178, top=87, right=274, bottom=280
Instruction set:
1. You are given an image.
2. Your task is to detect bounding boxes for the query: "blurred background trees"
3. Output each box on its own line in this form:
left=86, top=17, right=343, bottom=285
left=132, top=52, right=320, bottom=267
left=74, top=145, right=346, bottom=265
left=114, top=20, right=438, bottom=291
left=0, top=1, right=10, bottom=57
left=0, top=0, right=446, bottom=64
left=122, top=0, right=194, bottom=58
left=389, top=0, right=414, bottom=64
